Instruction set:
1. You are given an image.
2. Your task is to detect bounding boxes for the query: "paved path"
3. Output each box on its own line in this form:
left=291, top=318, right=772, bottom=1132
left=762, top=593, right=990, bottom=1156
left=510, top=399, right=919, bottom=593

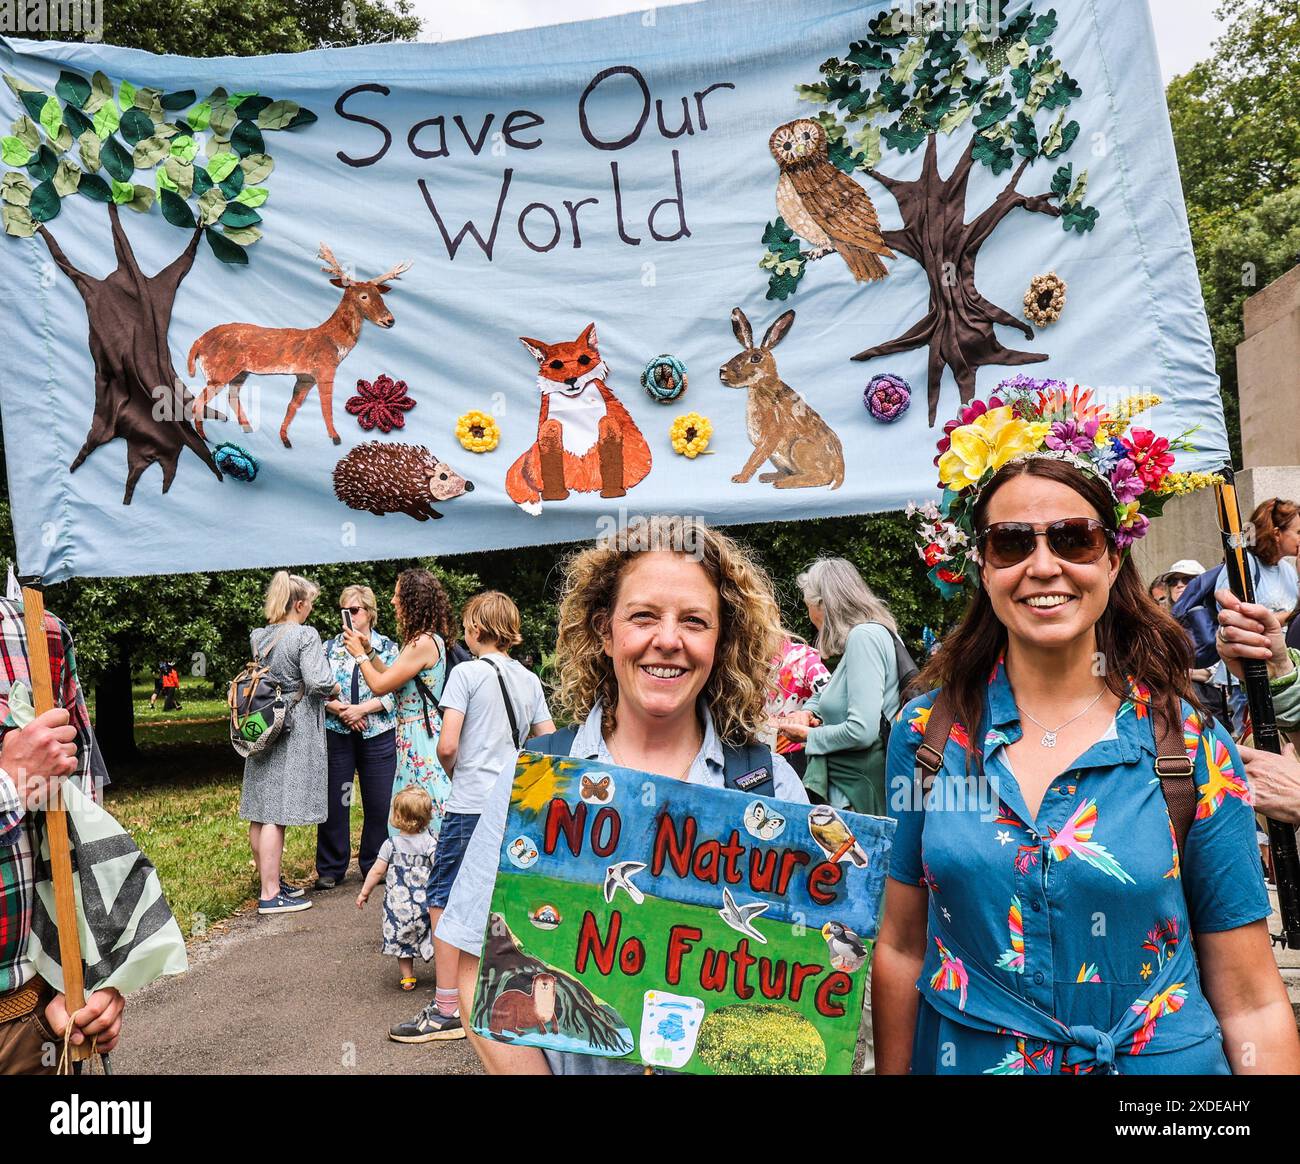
left=113, top=861, right=483, bottom=1076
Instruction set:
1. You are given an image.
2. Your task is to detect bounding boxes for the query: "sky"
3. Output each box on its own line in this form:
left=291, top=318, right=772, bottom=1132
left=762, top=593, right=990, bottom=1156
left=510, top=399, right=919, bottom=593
left=406, top=0, right=1228, bottom=81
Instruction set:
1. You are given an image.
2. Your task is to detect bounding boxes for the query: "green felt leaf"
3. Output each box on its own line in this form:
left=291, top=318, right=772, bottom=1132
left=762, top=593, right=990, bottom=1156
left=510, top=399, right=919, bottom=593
left=760, top=217, right=795, bottom=249
left=119, top=108, right=154, bottom=146
left=1, top=136, right=32, bottom=167
left=156, top=167, right=177, bottom=194
left=218, top=165, right=244, bottom=198
left=971, top=130, right=1014, bottom=175
left=53, top=159, right=81, bottom=196
left=12, top=115, right=40, bottom=151
left=93, top=102, right=120, bottom=140
left=131, top=135, right=170, bottom=169
left=25, top=184, right=58, bottom=219
left=1006, top=38, right=1030, bottom=71
left=889, top=38, right=925, bottom=84
left=77, top=131, right=101, bottom=172
left=234, top=184, right=268, bottom=208
left=187, top=101, right=211, bottom=131
left=133, top=86, right=161, bottom=110
left=1041, top=110, right=1079, bottom=158
left=205, top=226, right=248, bottom=265
left=77, top=173, right=112, bottom=202
left=62, top=103, right=94, bottom=139
left=206, top=150, right=239, bottom=181
left=285, top=108, right=317, bottom=130
left=230, top=120, right=264, bottom=158
left=127, top=184, right=155, bottom=213
left=39, top=96, right=62, bottom=142
left=1, top=171, right=33, bottom=206
left=207, top=104, right=236, bottom=139
left=1041, top=73, right=1082, bottom=110
left=1050, top=163, right=1073, bottom=199
left=239, top=153, right=273, bottom=183
left=850, top=124, right=882, bottom=170
left=1062, top=203, right=1099, bottom=234
left=881, top=121, right=927, bottom=154
left=160, top=188, right=196, bottom=228
left=1011, top=111, right=1038, bottom=158
left=169, top=134, right=197, bottom=163
left=1026, top=8, right=1059, bottom=46
left=18, top=90, right=48, bottom=123
left=88, top=70, right=114, bottom=111
left=875, top=74, right=909, bottom=112
left=222, top=224, right=262, bottom=246
left=256, top=99, right=300, bottom=131
left=3, top=72, right=44, bottom=98
left=203, top=86, right=229, bottom=106
left=2, top=204, right=36, bottom=237
left=1066, top=168, right=1088, bottom=208
left=191, top=165, right=213, bottom=196
left=198, top=187, right=226, bottom=226
left=153, top=121, right=180, bottom=140
left=161, top=89, right=196, bottom=111
left=118, top=80, right=137, bottom=108
left=101, top=135, right=134, bottom=182
left=938, top=101, right=975, bottom=134
left=974, top=91, right=1014, bottom=129
left=27, top=145, right=57, bottom=182
left=110, top=177, right=135, bottom=204
left=55, top=70, right=91, bottom=109
left=51, top=125, right=72, bottom=154
left=219, top=202, right=261, bottom=228
left=226, top=90, right=257, bottom=108
left=795, top=82, right=831, bottom=104
left=162, top=156, right=194, bottom=198
left=845, top=40, right=892, bottom=71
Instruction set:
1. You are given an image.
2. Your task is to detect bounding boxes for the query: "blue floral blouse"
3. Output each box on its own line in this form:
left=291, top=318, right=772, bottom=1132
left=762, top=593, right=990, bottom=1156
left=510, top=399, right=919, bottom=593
left=886, top=658, right=1270, bottom=1075
left=323, top=630, right=399, bottom=739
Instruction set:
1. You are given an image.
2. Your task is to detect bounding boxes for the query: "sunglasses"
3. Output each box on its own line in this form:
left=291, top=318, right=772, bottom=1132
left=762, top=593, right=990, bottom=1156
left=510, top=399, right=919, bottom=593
left=977, top=518, right=1113, bottom=569
left=341, top=606, right=364, bottom=615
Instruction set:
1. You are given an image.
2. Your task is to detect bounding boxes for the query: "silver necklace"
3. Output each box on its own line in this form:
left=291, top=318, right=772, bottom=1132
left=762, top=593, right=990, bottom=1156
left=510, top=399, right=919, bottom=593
left=1016, top=690, right=1105, bottom=748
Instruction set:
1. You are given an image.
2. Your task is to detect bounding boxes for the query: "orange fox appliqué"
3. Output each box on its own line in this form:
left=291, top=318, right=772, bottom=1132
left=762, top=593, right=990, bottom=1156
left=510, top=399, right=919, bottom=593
left=505, top=323, right=652, bottom=514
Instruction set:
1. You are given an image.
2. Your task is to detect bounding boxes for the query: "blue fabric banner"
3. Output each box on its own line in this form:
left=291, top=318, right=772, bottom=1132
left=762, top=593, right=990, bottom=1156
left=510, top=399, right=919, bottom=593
left=0, top=0, right=1222, bottom=581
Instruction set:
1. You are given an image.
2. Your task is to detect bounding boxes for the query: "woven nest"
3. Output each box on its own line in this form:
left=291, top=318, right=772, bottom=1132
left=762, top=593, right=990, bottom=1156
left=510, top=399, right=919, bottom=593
left=1024, top=272, right=1067, bottom=327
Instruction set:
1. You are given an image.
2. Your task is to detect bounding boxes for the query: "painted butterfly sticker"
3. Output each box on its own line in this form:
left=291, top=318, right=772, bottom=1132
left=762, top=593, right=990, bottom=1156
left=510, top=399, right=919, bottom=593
left=743, top=799, right=786, bottom=841
left=580, top=772, right=615, bottom=804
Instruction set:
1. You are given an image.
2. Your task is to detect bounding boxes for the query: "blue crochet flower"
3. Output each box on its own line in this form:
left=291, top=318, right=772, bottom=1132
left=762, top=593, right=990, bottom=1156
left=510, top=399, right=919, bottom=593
left=213, top=442, right=259, bottom=482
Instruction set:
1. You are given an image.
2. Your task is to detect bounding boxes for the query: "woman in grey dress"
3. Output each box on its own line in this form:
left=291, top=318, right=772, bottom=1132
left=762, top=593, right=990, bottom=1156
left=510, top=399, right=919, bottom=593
left=240, top=570, right=339, bottom=915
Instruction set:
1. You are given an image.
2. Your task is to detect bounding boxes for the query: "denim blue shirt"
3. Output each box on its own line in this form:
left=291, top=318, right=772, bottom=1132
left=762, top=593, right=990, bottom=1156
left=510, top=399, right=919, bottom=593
left=886, top=659, right=1269, bottom=1075
left=323, top=630, right=398, bottom=739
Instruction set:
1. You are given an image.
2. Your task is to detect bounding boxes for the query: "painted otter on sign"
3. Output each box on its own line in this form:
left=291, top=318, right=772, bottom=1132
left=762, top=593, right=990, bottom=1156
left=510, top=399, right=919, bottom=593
left=488, top=973, right=558, bottom=1038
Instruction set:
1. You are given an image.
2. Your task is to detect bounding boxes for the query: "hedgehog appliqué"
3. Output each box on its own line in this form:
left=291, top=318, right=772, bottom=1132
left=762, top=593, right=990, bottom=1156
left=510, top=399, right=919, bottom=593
left=332, top=441, right=474, bottom=520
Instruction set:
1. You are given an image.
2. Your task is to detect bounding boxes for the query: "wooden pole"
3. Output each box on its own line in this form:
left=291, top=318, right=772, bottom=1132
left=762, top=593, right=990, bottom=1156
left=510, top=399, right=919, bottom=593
left=20, top=584, right=92, bottom=1064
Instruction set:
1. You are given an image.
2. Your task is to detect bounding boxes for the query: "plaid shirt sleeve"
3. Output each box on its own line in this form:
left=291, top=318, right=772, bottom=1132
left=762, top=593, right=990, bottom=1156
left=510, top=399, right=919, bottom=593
left=0, top=764, right=21, bottom=845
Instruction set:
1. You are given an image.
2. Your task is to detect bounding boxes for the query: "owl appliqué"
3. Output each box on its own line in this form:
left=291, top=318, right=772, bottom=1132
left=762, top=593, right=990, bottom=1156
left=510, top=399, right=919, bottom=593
left=769, top=119, right=895, bottom=282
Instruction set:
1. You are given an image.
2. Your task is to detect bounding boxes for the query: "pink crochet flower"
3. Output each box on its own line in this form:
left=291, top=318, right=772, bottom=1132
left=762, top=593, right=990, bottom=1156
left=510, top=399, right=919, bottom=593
left=346, top=374, right=416, bottom=432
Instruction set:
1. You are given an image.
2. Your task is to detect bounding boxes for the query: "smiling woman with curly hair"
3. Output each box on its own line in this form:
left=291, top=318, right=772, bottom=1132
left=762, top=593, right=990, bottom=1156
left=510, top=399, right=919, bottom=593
left=433, top=514, right=808, bottom=1076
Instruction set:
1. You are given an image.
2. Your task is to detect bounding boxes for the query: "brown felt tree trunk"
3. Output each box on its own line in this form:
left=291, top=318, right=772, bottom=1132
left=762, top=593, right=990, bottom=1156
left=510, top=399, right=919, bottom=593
left=853, top=135, right=1063, bottom=425
left=37, top=205, right=222, bottom=503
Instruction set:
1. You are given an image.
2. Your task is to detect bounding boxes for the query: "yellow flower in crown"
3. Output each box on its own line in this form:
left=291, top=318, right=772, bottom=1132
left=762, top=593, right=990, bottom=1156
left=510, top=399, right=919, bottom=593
left=936, top=407, right=1051, bottom=491
left=670, top=412, right=712, bottom=458
left=455, top=409, right=500, bottom=453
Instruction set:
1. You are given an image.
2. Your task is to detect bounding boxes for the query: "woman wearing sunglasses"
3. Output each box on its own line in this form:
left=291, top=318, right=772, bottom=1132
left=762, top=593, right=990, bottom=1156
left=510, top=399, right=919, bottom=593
left=874, top=384, right=1299, bottom=1075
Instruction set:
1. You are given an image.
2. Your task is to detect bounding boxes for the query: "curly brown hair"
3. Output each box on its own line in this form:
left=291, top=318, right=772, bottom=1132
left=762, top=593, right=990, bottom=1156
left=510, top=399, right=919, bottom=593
left=920, top=457, right=1201, bottom=757
left=553, top=516, right=782, bottom=747
left=395, top=568, right=453, bottom=645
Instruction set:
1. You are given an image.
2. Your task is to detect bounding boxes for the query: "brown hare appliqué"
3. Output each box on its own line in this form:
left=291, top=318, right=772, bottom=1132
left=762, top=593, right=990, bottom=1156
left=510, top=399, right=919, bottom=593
left=719, top=308, right=845, bottom=490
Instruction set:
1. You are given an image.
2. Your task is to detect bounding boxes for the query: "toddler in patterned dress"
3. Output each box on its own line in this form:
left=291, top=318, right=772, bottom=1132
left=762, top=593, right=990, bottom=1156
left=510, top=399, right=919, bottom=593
left=357, top=786, right=436, bottom=990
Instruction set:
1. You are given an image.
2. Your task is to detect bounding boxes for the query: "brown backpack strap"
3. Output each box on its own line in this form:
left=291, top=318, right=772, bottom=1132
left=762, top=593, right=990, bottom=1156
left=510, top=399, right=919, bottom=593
left=915, top=690, right=956, bottom=796
left=1154, top=710, right=1196, bottom=865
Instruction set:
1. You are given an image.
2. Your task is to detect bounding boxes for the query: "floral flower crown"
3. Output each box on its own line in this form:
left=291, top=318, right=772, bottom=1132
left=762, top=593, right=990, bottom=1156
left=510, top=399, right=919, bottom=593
left=907, top=375, right=1221, bottom=598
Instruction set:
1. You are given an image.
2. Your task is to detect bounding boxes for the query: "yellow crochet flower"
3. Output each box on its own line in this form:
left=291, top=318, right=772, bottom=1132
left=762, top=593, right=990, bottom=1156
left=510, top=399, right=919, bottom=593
left=936, top=407, right=1050, bottom=491
left=670, top=412, right=712, bottom=458
left=455, top=410, right=500, bottom=453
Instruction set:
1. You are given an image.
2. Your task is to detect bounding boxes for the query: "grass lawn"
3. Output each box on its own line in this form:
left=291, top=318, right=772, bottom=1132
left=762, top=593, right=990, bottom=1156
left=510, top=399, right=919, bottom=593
left=104, top=739, right=362, bottom=941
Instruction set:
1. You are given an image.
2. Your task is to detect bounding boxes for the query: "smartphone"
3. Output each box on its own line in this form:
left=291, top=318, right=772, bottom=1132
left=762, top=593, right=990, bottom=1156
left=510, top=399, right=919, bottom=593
left=342, top=609, right=354, bottom=633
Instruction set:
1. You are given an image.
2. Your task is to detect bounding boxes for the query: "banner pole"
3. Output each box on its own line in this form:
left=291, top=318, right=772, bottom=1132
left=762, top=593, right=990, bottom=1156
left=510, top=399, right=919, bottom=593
left=18, top=582, right=93, bottom=1064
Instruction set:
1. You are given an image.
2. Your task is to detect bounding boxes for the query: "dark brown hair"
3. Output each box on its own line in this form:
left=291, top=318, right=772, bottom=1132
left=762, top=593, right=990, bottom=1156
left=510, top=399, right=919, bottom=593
left=395, top=568, right=453, bottom=645
left=918, top=458, right=1201, bottom=751
left=1249, top=498, right=1299, bottom=567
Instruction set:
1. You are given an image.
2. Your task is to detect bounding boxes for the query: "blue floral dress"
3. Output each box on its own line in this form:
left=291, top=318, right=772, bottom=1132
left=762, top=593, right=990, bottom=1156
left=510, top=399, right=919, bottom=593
left=886, top=658, right=1270, bottom=1075
left=389, top=637, right=452, bottom=839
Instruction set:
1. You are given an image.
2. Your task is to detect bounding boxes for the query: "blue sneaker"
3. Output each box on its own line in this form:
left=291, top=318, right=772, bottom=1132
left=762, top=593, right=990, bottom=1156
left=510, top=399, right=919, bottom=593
left=258, top=892, right=313, bottom=916
left=280, top=880, right=307, bottom=899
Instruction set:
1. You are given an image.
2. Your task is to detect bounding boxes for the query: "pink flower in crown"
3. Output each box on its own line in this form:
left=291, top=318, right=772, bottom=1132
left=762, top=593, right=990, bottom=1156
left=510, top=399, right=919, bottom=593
left=1045, top=418, right=1099, bottom=454
left=1122, top=429, right=1175, bottom=489
left=1110, top=458, right=1145, bottom=504
left=1114, top=503, right=1150, bottom=549
left=935, top=396, right=1006, bottom=460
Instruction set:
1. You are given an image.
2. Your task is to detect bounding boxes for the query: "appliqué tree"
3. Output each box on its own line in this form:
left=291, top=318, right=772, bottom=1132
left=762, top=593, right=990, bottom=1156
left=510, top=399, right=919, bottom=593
left=762, top=2, right=1100, bottom=424
left=0, top=69, right=315, bottom=501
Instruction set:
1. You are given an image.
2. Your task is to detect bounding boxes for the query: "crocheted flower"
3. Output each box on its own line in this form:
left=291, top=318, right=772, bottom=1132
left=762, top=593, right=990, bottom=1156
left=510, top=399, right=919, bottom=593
left=937, top=407, right=1050, bottom=491
left=670, top=412, right=712, bottom=458
left=346, top=374, right=415, bottom=432
left=1122, top=428, right=1174, bottom=490
left=864, top=373, right=911, bottom=422
left=1023, top=272, right=1067, bottom=327
left=641, top=354, right=688, bottom=403
left=1045, top=418, right=1099, bottom=454
left=213, top=442, right=259, bottom=482
left=455, top=410, right=500, bottom=453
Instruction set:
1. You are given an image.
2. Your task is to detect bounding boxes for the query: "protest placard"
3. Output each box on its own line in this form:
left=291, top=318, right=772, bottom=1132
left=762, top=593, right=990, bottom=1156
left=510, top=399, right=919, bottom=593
left=471, top=752, right=895, bottom=1074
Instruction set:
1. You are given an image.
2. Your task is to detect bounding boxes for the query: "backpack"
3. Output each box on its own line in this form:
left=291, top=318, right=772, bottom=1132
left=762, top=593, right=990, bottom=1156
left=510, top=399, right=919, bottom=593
left=1172, top=560, right=1255, bottom=670
left=227, top=626, right=302, bottom=758
left=529, top=726, right=777, bottom=797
